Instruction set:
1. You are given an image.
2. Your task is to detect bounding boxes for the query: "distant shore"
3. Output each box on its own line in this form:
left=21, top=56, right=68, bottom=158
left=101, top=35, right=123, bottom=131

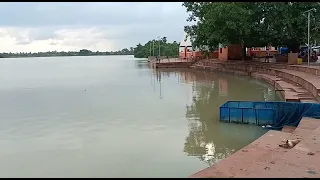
left=0, top=54, right=134, bottom=58
left=0, top=48, right=134, bottom=58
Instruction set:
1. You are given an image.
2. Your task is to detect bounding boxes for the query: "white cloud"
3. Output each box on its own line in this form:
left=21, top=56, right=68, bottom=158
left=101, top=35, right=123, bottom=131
left=0, top=2, right=189, bottom=53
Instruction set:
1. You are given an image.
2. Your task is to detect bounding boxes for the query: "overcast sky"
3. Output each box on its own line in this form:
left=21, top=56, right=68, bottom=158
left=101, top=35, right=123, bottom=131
left=0, top=2, right=189, bottom=53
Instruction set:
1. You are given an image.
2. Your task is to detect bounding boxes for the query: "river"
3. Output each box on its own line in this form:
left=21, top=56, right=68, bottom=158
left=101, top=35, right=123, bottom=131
left=0, top=55, right=281, bottom=177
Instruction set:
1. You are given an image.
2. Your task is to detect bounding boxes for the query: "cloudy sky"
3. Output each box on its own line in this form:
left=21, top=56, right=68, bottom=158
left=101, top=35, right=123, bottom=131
left=0, top=2, right=189, bottom=53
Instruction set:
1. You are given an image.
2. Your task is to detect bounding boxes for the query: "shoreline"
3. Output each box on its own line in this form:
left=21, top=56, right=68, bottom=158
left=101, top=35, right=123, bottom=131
left=188, top=60, right=320, bottom=177
left=0, top=54, right=134, bottom=59
left=148, top=59, right=320, bottom=178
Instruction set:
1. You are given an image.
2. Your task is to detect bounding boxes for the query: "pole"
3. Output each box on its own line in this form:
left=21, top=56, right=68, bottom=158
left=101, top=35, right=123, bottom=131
left=158, top=37, right=161, bottom=57
left=303, top=8, right=316, bottom=65
left=308, top=11, right=310, bottom=65
left=150, top=43, right=151, bottom=57
left=153, top=40, right=155, bottom=57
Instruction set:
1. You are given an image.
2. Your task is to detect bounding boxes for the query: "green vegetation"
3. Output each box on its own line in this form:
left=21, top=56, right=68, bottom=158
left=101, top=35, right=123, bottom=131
left=133, top=37, right=180, bottom=58
left=183, top=2, right=320, bottom=53
left=0, top=48, right=134, bottom=58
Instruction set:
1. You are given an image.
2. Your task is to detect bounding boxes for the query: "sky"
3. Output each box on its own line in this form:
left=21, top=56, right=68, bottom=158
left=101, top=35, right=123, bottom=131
left=0, top=2, right=190, bottom=53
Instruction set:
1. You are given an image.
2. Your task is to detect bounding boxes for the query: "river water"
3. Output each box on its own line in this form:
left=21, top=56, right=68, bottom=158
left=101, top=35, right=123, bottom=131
left=0, top=56, right=281, bottom=177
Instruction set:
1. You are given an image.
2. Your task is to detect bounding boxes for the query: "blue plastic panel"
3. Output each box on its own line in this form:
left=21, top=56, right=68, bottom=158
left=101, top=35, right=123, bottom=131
left=227, top=102, right=239, bottom=108
left=242, top=109, right=256, bottom=124
left=230, top=108, right=243, bottom=123
left=238, top=102, right=254, bottom=108
left=257, top=109, right=275, bottom=125
left=220, top=107, right=230, bottom=123
left=219, top=101, right=320, bottom=130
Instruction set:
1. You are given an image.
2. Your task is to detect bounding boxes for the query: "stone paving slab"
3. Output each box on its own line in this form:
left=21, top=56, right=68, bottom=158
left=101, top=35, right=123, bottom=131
left=246, top=130, right=320, bottom=178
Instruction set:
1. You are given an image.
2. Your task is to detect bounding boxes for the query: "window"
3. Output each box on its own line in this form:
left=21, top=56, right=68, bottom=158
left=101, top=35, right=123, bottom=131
left=220, top=48, right=222, bottom=53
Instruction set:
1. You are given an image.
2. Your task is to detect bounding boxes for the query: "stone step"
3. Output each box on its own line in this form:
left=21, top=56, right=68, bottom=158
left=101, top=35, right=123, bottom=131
left=269, top=68, right=320, bottom=101
left=244, top=123, right=320, bottom=178
left=239, top=118, right=320, bottom=178
left=235, top=127, right=314, bottom=178
left=295, top=117, right=320, bottom=131
left=289, top=65, right=320, bottom=77
left=253, top=73, right=317, bottom=102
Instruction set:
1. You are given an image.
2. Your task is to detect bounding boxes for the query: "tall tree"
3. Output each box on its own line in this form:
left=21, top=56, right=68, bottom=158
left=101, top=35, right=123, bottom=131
left=183, top=2, right=320, bottom=54
left=133, top=37, right=179, bottom=58
left=183, top=2, right=266, bottom=59
left=260, top=2, right=320, bottom=52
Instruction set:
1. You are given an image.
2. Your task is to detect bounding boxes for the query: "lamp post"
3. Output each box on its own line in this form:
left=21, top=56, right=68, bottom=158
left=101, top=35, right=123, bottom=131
left=157, top=36, right=161, bottom=58
left=149, top=43, right=152, bottom=57
left=303, top=8, right=316, bottom=65
left=178, top=44, right=180, bottom=60
left=153, top=40, right=155, bottom=57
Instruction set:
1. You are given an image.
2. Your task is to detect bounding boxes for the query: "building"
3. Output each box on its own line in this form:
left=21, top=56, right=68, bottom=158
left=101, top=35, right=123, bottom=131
left=179, top=33, right=200, bottom=59
left=218, top=44, right=243, bottom=61
left=179, top=33, right=219, bottom=60
left=248, top=46, right=278, bottom=58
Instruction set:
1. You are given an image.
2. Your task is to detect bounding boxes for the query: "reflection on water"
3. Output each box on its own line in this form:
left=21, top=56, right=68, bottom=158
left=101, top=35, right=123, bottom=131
left=0, top=57, right=281, bottom=178
left=150, top=67, right=282, bottom=166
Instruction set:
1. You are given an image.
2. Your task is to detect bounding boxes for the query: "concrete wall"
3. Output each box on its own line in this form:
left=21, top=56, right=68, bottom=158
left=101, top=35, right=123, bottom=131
left=251, top=50, right=278, bottom=58
left=228, top=44, right=242, bottom=60
left=179, top=47, right=218, bottom=59
left=218, top=47, right=228, bottom=61
left=219, top=44, right=242, bottom=61
left=210, top=51, right=219, bottom=59
left=288, top=53, right=298, bottom=65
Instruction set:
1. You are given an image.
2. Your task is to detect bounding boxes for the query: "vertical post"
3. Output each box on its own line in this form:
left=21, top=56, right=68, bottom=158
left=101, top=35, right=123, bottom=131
left=150, top=43, right=151, bottom=57
left=153, top=40, right=155, bottom=57
left=308, top=11, right=310, bottom=65
left=158, top=38, right=161, bottom=57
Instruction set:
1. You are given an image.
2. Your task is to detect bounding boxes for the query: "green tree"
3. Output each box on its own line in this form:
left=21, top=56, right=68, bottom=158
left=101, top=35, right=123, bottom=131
left=183, top=2, right=269, bottom=59
left=183, top=2, right=320, bottom=54
left=133, top=37, right=179, bottom=58
left=259, top=2, right=320, bottom=52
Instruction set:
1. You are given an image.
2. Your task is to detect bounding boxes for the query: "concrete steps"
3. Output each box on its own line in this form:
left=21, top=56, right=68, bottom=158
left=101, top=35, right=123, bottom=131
left=252, top=73, right=317, bottom=102
left=266, top=68, right=320, bottom=102
left=289, top=65, right=320, bottom=77
left=192, top=59, right=320, bottom=103
left=282, top=126, right=296, bottom=133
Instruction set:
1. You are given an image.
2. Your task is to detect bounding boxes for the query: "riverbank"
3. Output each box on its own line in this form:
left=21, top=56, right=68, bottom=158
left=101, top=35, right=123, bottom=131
left=186, top=59, right=320, bottom=178
left=148, top=57, right=194, bottom=68
left=149, top=58, right=320, bottom=177
left=190, top=59, right=319, bottom=103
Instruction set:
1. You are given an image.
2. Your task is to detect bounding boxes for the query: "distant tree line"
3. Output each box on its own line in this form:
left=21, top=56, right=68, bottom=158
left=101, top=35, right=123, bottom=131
left=134, top=37, right=180, bottom=58
left=0, top=47, right=134, bottom=58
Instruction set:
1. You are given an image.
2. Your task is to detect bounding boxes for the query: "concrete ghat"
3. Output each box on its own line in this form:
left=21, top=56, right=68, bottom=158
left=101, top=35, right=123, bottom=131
left=188, top=60, right=320, bottom=178
left=191, top=60, right=319, bottom=103
left=149, top=58, right=194, bottom=69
